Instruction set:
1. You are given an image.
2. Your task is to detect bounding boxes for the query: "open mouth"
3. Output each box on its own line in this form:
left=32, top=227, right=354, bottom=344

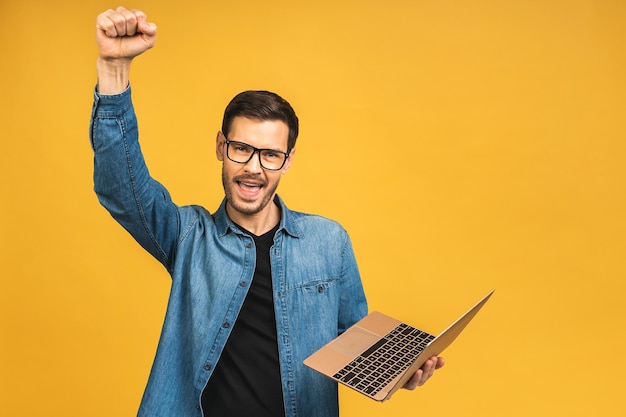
left=239, top=181, right=263, bottom=189
left=235, top=178, right=265, bottom=198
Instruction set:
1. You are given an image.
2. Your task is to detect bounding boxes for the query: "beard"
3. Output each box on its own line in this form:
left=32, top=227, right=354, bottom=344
left=222, top=168, right=281, bottom=216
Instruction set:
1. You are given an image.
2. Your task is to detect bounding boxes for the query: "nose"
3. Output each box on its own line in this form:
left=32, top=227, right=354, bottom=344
left=243, top=150, right=263, bottom=173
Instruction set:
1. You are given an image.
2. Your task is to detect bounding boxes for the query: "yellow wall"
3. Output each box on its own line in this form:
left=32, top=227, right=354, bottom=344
left=1, top=0, right=625, bottom=415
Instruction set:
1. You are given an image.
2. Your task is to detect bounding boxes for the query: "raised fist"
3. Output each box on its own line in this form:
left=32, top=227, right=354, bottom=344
left=96, top=6, right=157, bottom=62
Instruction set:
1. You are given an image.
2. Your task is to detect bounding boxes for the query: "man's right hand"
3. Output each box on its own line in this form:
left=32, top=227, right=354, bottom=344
left=95, top=7, right=157, bottom=94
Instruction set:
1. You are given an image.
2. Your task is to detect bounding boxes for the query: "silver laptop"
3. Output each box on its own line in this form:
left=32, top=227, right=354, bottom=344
left=303, top=290, right=494, bottom=402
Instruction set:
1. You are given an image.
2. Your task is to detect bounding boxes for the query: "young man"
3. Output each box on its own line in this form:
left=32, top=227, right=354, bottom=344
left=91, top=7, right=444, bottom=417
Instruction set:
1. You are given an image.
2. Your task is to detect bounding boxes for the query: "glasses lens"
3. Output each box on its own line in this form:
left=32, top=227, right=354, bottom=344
left=227, top=142, right=254, bottom=163
left=259, top=150, right=286, bottom=170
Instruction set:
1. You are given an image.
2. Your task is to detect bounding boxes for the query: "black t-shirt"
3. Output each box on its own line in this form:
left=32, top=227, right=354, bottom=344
left=201, top=223, right=285, bottom=417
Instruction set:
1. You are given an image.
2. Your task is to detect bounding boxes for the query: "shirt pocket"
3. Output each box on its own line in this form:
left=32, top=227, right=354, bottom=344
left=287, top=278, right=340, bottom=319
left=287, top=278, right=342, bottom=348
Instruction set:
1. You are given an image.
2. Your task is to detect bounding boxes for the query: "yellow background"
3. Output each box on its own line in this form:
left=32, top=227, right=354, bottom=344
left=1, top=0, right=625, bottom=416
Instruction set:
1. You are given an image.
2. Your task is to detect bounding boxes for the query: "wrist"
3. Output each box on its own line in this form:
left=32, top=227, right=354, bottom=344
left=96, top=57, right=132, bottom=95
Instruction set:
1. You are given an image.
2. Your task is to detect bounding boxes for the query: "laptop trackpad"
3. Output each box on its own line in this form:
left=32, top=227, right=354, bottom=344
left=328, top=327, right=380, bottom=358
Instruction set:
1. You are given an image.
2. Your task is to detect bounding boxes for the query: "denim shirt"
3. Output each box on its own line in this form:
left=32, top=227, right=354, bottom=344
left=89, top=87, right=368, bottom=417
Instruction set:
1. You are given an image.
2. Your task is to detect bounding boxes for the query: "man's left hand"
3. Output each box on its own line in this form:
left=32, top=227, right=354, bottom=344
left=403, top=356, right=445, bottom=389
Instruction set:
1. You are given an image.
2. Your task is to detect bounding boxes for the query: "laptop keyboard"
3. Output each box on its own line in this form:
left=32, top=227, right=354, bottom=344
left=332, top=323, right=435, bottom=397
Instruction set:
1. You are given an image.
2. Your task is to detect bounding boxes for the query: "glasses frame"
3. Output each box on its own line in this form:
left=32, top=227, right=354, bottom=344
left=223, top=137, right=290, bottom=171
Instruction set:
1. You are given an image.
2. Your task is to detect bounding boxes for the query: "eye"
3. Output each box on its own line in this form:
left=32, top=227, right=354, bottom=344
left=233, top=143, right=252, bottom=153
left=262, top=150, right=280, bottom=159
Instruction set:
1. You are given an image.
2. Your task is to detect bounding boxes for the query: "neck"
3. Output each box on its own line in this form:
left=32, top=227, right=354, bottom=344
left=226, top=199, right=281, bottom=236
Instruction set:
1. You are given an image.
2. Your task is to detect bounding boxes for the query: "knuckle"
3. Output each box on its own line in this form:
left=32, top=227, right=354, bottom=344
left=110, top=14, right=125, bottom=26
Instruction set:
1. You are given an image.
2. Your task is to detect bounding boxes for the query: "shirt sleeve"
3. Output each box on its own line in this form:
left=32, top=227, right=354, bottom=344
left=89, top=86, right=180, bottom=272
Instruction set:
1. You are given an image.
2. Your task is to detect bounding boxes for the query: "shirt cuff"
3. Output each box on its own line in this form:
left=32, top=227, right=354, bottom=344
left=92, top=84, right=132, bottom=117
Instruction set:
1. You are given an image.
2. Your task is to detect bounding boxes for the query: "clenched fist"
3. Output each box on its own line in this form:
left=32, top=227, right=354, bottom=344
left=96, top=6, right=156, bottom=60
left=95, top=7, right=157, bottom=94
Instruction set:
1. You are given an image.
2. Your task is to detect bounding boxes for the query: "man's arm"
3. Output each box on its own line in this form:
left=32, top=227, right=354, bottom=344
left=91, top=8, right=181, bottom=270
left=95, top=7, right=157, bottom=94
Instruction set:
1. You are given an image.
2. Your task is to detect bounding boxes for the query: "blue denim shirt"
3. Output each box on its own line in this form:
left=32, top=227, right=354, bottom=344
left=89, top=87, right=368, bottom=417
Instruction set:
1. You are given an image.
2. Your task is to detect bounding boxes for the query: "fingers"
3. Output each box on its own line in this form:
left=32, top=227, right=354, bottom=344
left=435, top=356, right=445, bottom=370
left=96, top=6, right=153, bottom=38
left=404, top=368, right=423, bottom=390
left=420, top=357, right=437, bottom=382
left=403, top=356, right=444, bottom=390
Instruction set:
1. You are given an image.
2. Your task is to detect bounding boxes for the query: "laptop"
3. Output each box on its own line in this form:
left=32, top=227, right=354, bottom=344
left=303, top=290, right=494, bottom=402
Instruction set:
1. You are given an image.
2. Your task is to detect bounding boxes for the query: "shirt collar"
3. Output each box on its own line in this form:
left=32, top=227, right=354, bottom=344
left=214, top=194, right=301, bottom=238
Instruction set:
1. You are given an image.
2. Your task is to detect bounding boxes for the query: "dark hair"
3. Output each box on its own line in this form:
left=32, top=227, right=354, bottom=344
left=222, top=90, right=299, bottom=152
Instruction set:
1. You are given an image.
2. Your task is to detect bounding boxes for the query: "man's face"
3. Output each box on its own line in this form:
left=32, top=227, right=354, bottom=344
left=216, top=116, right=294, bottom=220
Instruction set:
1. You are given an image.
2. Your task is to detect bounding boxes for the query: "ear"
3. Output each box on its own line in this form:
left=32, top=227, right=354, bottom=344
left=281, top=147, right=296, bottom=174
left=216, top=131, right=225, bottom=161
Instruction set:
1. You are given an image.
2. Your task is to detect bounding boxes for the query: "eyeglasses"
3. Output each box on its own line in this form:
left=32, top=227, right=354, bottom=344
left=224, top=138, right=290, bottom=171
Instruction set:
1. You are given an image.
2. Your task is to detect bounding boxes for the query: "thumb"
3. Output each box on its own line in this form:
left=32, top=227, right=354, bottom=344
left=136, top=12, right=157, bottom=36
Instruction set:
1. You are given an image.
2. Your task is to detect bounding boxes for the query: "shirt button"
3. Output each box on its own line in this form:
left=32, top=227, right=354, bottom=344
left=318, top=285, right=324, bottom=293
left=246, top=243, right=252, bottom=248
left=240, top=281, right=247, bottom=286
left=204, top=364, right=211, bottom=371
left=223, top=322, right=230, bottom=328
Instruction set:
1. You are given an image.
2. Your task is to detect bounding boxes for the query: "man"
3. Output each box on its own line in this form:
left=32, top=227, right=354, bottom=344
left=91, top=6, right=444, bottom=417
